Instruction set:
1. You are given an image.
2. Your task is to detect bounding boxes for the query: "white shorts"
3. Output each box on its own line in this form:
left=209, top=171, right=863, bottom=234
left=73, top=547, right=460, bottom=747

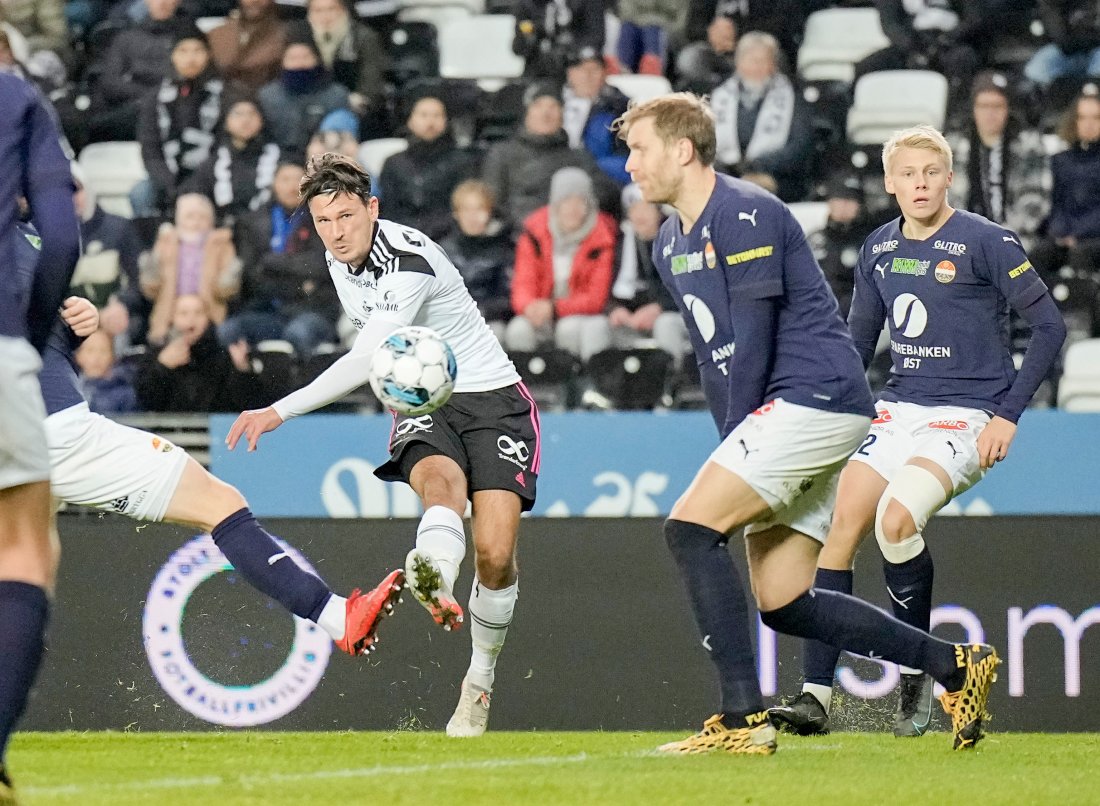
left=0, top=336, right=49, bottom=490
left=848, top=400, right=990, bottom=495
left=46, top=403, right=189, bottom=521
left=710, top=398, right=871, bottom=543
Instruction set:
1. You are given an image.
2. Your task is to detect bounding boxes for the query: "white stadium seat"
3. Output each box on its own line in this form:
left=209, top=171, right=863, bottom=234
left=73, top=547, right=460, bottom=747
left=77, top=141, right=147, bottom=218
left=397, top=4, right=472, bottom=24
left=846, top=70, right=948, bottom=145
left=438, top=14, right=524, bottom=89
left=606, top=74, right=672, bottom=104
left=1058, top=339, right=1100, bottom=411
left=787, top=201, right=830, bottom=236
left=797, top=7, right=890, bottom=83
left=196, top=16, right=226, bottom=32
left=358, top=137, right=408, bottom=177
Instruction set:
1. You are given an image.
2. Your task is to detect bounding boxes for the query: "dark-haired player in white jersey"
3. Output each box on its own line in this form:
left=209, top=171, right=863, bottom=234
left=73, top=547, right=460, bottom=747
left=617, top=95, right=1001, bottom=755
left=227, top=153, right=540, bottom=738
left=0, top=72, right=81, bottom=801
left=769, top=125, right=1066, bottom=739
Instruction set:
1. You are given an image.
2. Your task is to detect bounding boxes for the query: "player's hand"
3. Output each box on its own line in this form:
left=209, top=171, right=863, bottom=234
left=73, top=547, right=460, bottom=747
left=158, top=337, right=191, bottom=369
left=61, top=296, right=99, bottom=337
left=977, top=416, right=1017, bottom=469
left=225, top=406, right=284, bottom=452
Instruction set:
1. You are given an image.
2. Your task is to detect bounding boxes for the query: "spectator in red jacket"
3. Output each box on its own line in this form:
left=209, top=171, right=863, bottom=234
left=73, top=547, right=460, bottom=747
left=505, top=166, right=617, bottom=361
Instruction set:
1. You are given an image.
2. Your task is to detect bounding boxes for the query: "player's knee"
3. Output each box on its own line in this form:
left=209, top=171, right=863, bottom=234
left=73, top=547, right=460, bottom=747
left=663, top=518, right=722, bottom=555
left=204, top=477, right=249, bottom=528
left=475, top=546, right=516, bottom=588
left=874, top=464, right=946, bottom=546
left=877, top=499, right=916, bottom=544
left=759, top=588, right=814, bottom=634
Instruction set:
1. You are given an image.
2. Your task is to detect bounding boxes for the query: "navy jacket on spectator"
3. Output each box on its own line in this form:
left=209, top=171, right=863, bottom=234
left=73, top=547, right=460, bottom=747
left=439, top=223, right=514, bottom=323
left=1048, top=143, right=1100, bottom=240
left=379, top=133, right=478, bottom=241
left=82, top=369, right=139, bottom=415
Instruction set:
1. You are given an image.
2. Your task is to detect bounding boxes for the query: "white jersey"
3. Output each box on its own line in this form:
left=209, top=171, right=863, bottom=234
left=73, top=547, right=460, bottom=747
left=328, top=219, right=518, bottom=392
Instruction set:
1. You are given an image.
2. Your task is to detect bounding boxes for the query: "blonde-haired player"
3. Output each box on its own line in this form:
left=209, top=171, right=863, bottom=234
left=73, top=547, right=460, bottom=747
left=770, top=124, right=1066, bottom=740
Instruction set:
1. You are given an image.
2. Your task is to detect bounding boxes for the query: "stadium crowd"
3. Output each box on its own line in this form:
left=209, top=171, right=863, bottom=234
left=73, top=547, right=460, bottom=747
left=9, top=0, right=1100, bottom=414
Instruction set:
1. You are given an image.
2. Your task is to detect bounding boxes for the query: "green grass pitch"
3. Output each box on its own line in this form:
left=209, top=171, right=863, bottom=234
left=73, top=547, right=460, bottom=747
left=9, top=731, right=1100, bottom=805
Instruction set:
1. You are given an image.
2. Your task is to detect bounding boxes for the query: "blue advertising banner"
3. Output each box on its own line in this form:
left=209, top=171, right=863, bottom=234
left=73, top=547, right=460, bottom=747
left=209, top=411, right=1100, bottom=517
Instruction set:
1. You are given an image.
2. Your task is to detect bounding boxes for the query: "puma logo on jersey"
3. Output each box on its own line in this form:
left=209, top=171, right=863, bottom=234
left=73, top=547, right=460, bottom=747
left=1003, top=235, right=1019, bottom=244
left=738, top=209, right=758, bottom=227
left=875, top=262, right=887, bottom=278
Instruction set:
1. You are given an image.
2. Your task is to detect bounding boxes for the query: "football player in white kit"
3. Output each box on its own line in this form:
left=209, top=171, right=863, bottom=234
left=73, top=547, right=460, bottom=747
left=227, top=153, right=541, bottom=738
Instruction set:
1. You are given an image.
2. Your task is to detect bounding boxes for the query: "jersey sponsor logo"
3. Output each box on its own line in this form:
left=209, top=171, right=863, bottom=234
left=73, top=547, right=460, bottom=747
left=662, top=237, right=675, bottom=258
left=704, top=240, right=717, bottom=269
left=394, top=415, right=434, bottom=437
left=752, top=401, right=776, bottom=416
left=871, top=239, right=898, bottom=254
left=738, top=209, right=758, bottom=227
left=933, top=239, right=967, bottom=256
left=874, top=262, right=888, bottom=278
left=497, top=435, right=530, bottom=469
left=711, top=340, right=735, bottom=366
left=1009, top=259, right=1033, bottom=279
left=928, top=419, right=969, bottom=431
left=890, top=257, right=929, bottom=276
left=935, top=260, right=956, bottom=283
left=1003, top=234, right=1019, bottom=244
left=891, top=293, right=928, bottom=338
left=872, top=408, right=892, bottom=424
left=109, top=495, right=130, bottom=513
left=377, top=289, right=400, bottom=313
left=670, top=251, right=704, bottom=275
left=682, top=294, right=716, bottom=342
left=725, top=244, right=774, bottom=265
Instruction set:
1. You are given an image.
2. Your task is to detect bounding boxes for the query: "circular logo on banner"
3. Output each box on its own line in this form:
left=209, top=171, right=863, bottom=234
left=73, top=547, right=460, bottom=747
left=935, top=260, right=956, bottom=283
left=143, top=534, right=332, bottom=726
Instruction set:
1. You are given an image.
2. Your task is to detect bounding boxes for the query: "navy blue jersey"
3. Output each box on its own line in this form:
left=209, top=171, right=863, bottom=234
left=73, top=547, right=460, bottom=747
left=0, top=72, right=80, bottom=350
left=653, top=174, right=873, bottom=436
left=11, top=222, right=84, bottom=415
left=849, top=209, right=1050, bottom=414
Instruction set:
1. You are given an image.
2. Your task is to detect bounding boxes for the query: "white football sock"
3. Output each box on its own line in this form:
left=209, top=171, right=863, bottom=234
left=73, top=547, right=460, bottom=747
left=317, top=594, right=347, bottom=641
left=803, top=682, right=833, bottom=714
left=416, top=505, right=466, bottom=591
left=467, top=577, right=517, bottom=692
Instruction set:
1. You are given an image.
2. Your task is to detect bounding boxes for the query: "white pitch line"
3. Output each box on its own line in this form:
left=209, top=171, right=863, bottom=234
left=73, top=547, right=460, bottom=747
left=22, top=752, right=612, bottom=798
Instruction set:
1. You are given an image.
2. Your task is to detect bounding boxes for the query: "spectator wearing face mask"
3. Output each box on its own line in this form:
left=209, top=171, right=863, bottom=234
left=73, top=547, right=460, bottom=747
left=259, top=37, right=349, bottom=153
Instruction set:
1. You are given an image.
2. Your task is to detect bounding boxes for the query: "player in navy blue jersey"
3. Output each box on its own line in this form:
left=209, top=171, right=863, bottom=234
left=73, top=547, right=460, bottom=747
left=769, top=125, right=1066, bottom=739
left=616, top=95, right=1001, bottom=754
left=0, top=72, right=81, bottom=801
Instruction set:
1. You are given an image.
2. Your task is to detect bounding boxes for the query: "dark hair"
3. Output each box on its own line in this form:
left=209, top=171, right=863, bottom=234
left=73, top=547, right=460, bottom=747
left=299, top=152, right=373, bottom=205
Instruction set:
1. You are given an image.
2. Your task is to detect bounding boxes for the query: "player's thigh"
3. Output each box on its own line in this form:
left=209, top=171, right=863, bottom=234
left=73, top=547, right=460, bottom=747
left=818, top=460, right=889, bottom=569
left=163, top=457, right=248, bottom=532
left=451, top=385, right=541, bottom=513
left=377, top=409, right=470, bottom=510
left=744, top=524, right=821, bottom=611
left=671, top=460, right=773, bottom=535
left=0, top=481, right=53, bottom=586
left=0, top=337, right=49, bottom=492
left=48, top=408, right=190, bottom=523
left=910, top=407, right=990, bottom=497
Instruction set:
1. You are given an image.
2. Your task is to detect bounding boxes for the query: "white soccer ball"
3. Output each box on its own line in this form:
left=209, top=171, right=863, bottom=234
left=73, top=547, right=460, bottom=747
left=368, top=325, right=457, bottom=415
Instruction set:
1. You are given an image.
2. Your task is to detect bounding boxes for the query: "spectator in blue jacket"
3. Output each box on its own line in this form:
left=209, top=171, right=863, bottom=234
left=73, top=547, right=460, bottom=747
left=1031, top=91, right=1100, bottom=283
left=561, top=47, right=630, bottom=186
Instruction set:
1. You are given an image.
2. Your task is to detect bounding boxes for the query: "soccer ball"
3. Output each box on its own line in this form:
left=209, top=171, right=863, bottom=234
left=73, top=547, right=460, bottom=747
left=368, top=325, right=457, bottom=415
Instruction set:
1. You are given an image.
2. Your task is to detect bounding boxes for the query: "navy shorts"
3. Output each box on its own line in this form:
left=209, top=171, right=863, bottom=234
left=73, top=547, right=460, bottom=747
left=374, top=382, right=541, bottom=511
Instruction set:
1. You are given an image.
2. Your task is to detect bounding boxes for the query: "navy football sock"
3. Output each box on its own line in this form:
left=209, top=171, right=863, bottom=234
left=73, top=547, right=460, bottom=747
left=664, top=519, right=765, bottom=721
left=760, top=589, right=961, bottom=689
left=883, top=546, right=934, bottom=632
left=0, top=582, right=49, bottom=760
left=212, top=508, right=332, bottom=621
left=803, top=568, right=852, bottom=688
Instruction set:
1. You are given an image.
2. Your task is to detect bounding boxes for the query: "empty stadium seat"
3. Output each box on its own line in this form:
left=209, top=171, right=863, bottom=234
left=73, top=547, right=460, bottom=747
left=606, top=74, right=673, bottom=103
left=77, top=142, right=147, bottom=218
left=846, top=70, right=948, bottom=145
left=787, top=201, right=830, bottom=236
left=252, top=340, right=297, bottom=401
left=797, top=7, right=890, bottom=83
left=438, top=14, right=524, bottom=90
left=509, top=348, right=580, bottom=410
left=587, top=348, right=672, bottom=410
left=398, top=3, right=473, bottom=25
left=387, top=21, right=440, bottom=85
left=358, top=137, right=409, bottom=178
left=1058, top=339, right=1100, bottom=411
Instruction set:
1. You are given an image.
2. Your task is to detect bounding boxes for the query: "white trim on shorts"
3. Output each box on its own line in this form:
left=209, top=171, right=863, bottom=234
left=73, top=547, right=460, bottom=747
left=848, top=399, right=991, bottom=495
left=46, top=403, right=189, bottom=522
left=709, top=398, right=871, bottom=543
left=0, top=336, right=49, bottom=489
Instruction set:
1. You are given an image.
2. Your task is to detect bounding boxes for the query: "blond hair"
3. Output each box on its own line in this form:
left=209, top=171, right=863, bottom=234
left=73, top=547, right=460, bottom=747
left=881, top=124, right=953, bottom=173
left=613, top=92, right=717, bottom=167
left=451, top=179, right=495, bottom=211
